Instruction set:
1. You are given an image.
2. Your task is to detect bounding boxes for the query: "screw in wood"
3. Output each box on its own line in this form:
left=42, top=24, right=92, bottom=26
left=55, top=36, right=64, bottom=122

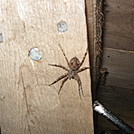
left=57, top=21, right=68, bottom=32
left=28, top=48, right=42, bottom=61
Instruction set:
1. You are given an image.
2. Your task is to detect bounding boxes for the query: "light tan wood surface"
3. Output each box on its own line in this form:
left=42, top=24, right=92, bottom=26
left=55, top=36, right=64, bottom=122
left=0, top=0, right=94, bottom=134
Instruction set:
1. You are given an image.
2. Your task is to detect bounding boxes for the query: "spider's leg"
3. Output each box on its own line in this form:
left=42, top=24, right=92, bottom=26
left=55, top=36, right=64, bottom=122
left=48, top=64, right=69, bottom=71
left=74, top=74, right=84, bottom=98
left=58, top=43, right=70, bottom=66
left=79, top=49, right=88, bottom=68
left=49, top=73, right=68, bottom=86
left=77, top=67, right=90, bottom=73
left=58, top=77, right=68, bottom=94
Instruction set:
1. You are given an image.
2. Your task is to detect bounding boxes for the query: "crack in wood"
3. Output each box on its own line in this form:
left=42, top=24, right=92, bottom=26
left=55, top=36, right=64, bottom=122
left=104, top=47, right=134, bottom=53
left=20, top=69, right=32, bottom=134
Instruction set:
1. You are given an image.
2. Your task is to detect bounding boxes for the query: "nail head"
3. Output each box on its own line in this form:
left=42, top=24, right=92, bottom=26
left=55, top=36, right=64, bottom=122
left=29, top=48, right=42, bottom=61
left=57, top=21, right=68, bottom=32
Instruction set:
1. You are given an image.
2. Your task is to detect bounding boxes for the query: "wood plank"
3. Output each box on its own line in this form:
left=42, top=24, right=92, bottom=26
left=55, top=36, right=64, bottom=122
left=103, top=0, right=134, bottom=50
left=98, top=48, right=134, bottom=131
left=85, top=0, right=95, bottom=71
left=85, top=0, right=104, bottom=101
left=0, top=0, right=94, bottom=134
left=101, top=48, right=134, bottom=89
left=97, top=85, right=134, bottom=131
left=97, top=47, right=134, bottom=131
left=96, top=0, right=134, bottom=132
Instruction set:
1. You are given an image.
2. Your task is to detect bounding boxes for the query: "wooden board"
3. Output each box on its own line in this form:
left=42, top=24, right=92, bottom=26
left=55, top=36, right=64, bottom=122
left=85, top=0, right=104, bottom=101
left=96, top=0, right=134, bottom=132
left=97, top=85, right=134, bottom=131
left=102, top=48, right=134, bottom=89
left=102, top=0, right=134, bottom=88
left=0, top=0, right=94, bottom=134
left=103, top=0, right=134, bottom=51
left=98, top=48, right=134, bottom=130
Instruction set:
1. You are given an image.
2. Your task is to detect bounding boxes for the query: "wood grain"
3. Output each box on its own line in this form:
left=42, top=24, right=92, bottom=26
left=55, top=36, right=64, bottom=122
left=99, top=48, right=134, bottom=130
left=102, top=48, right=134, bottom=89
left=97, top=85, right=134, bottom=131
left=103, top=0, right=134, bottom=51
left=97, top=0, right=134, bottom=131
left=0, top=0, right=94, bottom=134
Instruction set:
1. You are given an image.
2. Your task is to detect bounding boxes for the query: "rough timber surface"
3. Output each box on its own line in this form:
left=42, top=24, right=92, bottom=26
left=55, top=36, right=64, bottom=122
left=97, top=0, right=134, bottom=132
left=0, top=0, right=94, bottom=134
left=103, top=0, right=134, bottom=51
left=97, top=85, right=134, bottom=131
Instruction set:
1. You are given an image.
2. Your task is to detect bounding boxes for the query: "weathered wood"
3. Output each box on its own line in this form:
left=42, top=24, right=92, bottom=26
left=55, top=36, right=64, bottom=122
left=103, top=0, right=134, bottom=51
left=0, top=0, right=94, bottom=134
left=97, top=85, right=134, bottom=131
left=98, top=48, right=134, bottom=130
left=102, top=48, right=134, bottom=89
left=85, top=0, right=104, bottom=102
left=85, top=0, right=95, bottom=70
left=97, top=0, right=134, bottom=131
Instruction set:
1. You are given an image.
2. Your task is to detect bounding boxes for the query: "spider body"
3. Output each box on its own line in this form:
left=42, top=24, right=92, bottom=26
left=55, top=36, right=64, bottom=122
left=69, top=57, right=81, bottom=70
left=48, top=44, right=90, bottom=98
left=68, top=70, right=77, bottom=80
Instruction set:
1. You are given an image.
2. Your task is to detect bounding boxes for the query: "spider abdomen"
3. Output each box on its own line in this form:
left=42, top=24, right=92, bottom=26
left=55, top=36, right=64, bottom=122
left=69, top=57, right=80, bottom=70
left=68, top=70, right=76, bottom=80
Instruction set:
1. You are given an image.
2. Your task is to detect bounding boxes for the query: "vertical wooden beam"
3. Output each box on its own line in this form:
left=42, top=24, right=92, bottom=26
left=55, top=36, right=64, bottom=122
left=0, top=0, right=94, bottom=134
left=85, top=0, right=104, bottom=133
left=85, top=0, right=96, bottom=98
left=85, top=0, right=104, bottom=94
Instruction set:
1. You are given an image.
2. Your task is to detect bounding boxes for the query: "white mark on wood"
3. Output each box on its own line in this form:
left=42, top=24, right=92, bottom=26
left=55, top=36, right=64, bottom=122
left=64, top=0, right=69, bottom=3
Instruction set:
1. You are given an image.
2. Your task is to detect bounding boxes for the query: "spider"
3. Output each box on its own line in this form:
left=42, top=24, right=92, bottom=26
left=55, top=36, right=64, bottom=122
left=48, top=44, right=90, bottom=98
